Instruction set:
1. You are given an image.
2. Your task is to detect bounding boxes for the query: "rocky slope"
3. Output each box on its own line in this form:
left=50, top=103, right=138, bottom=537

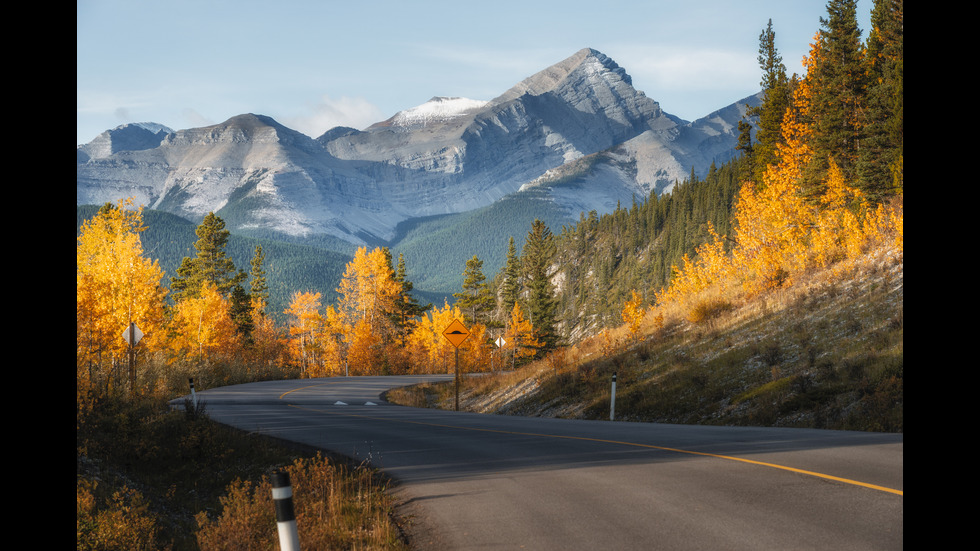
left=77, top=48, right=760, bottom=247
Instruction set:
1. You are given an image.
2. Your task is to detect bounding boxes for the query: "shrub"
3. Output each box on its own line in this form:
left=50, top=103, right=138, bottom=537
left=195, top=454, right=406, bottom=550
left=687, top=297, right=734, bottom=325
left=77, top=479, right=160, bottom=551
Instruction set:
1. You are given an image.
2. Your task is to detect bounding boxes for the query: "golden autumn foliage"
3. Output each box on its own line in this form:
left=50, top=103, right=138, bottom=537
left=284, top=291, right=326, bottom=375
left=77, top=199, right=167, bottom=404
left=167, top=281, right=238, bottom=367
left=655, top=35, right=903, bottom=317
left=337, top=247, right=401, bottom=334
left=621, top=290, right=645, bottom=336
left=503, top=302, right=542, bottom=361
left=404, top=301, right=490, bottom=374
left=283, top=250, right=496, bottom=376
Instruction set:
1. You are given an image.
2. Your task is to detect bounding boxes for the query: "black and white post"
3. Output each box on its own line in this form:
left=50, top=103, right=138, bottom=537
left=610, top=373, right=617, bottom=421
left=188, top=378, right=198, bottom=411
left=272, top=471, right=301, bottom=551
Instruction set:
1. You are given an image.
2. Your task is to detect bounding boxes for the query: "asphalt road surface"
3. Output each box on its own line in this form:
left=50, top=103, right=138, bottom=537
left=181, top=376, right=903, bottom=550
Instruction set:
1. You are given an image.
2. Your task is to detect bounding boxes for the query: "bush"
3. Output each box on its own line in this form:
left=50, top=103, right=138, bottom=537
left=77, top=478, right=160, bottom=551
left=687, top=297, right=734, bottom=325
left=195, top=454, right=406, bottom=550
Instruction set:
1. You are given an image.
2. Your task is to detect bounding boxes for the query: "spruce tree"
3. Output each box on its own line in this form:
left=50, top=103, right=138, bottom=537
left=857, top=0, right=903, bottom=200
left=170, top=212, right=245, bottom=302
left=249, top=245, right=269, bottom=316
left=808, top=0, right=867, bottom=194
left=229, top=284, right=254, bottom=344
left=500, top=236, right=521, bottom=321
left=390, top=252, right=430, bottom=343
left=748, top=19, right=791, bottom=185
left=454, top=255, right=494, bottom=325
left=521, top=219, right=559, bottom=353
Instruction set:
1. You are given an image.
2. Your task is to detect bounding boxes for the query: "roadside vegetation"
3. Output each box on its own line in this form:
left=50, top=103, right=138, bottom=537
left=387, top=242, right=902, bottom=432
left=77, top=395, right=409, bottom=550
left=77, top=1, right=901, bottom=548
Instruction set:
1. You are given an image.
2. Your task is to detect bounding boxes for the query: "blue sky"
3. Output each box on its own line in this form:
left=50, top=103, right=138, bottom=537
left=77, top=0, right=872, bottom=145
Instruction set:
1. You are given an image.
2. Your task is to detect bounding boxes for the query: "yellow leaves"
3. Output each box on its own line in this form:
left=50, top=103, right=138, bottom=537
left=408, top=301, right=465, bottom=374
left=656, top=103, right=903, bottom=315
left=658, top=223, right=736, bottom=306
left=77, top=198, right=167, bottom=395
left=504, top=303, right=542, bottom=361
left=346, top=317, right=381, bottom=375
left=284, top=291, right=325, bottom=375
left=282, top=248, right=497, bottom=376
left=337, top=247, right=400, bottom=328
left=621, top=290, right=645, bottom=336
left=167, top=282, right=237, bottom=367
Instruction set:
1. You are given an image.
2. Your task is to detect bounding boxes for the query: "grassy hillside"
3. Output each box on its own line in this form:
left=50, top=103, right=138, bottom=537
left=387, top=246, right=903, bottom=432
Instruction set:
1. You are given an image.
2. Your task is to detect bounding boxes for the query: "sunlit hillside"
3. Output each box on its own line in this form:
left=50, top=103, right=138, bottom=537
left=387, top=234, right=903, bottom=432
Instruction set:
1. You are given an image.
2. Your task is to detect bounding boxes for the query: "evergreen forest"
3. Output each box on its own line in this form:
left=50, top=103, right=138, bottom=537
left=77, top=1, right=902, bottom=547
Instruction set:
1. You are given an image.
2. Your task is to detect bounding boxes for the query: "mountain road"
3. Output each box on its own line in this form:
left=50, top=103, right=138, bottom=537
left=180, top=376, right=903, bottom=550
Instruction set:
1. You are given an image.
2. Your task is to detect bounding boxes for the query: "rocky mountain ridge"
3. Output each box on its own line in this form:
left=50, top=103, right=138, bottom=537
left=77, top=48, right=760, bottom=248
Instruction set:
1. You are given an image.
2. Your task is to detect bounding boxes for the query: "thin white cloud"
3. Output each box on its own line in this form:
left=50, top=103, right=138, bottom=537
left=284, top=95, right=387, bottom=137
left=616, top=47, right=758, bottom=92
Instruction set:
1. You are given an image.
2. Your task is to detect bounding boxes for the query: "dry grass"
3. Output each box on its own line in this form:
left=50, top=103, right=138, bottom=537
left=389, top=247, right=903, bottom=432
left=77, top=396, right=408, bottom=550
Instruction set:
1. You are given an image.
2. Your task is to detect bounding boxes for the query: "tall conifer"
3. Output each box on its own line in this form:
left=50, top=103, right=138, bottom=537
left=500, top=236, right=521, bottom=321
left=170, top=212, right=245, bottom=301
left=521, top=219, right=559, bottom=352
left=249, top=245, right=269, bottom=315
left=455, top=255, right=494, bottom=326
left=858, top=0, right=903, bottom=199
left=749, top=19, right=792, bottom=185
left=807, top=0, right=866, bottom=195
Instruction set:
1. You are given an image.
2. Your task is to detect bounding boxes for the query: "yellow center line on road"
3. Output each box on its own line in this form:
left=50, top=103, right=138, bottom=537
left=286, top=403, right=904, bottom=497
left=278, top=380, right=346, bottom=400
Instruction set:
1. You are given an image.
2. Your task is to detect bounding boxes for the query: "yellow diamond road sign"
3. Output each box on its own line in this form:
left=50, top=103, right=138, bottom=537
left=442, top=319, right=470, bottom=348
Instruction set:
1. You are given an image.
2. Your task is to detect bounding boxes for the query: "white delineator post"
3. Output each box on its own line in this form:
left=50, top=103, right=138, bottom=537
left=188, top=378, right=198, bottom=411
left=272, top=471, right=301, bottom=551
left=610, top=373, right=617, bottom=421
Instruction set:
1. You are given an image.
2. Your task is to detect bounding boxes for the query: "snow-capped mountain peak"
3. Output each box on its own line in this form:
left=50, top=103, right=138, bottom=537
left=385, top=96, right=488, bottom=127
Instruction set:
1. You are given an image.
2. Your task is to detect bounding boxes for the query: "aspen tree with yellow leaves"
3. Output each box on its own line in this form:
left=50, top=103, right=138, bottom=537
left=167, top=282, right=238, bottom=370
left=409, top=301, right=462, bottom=374
left=621, top=290, right=645, bottom=337
left=503, top=303, right=542, bottom=365
left=656, top=24, right=902, bottom=313
left=77, top=199, right=167, bottom=403
left=399, top=300, right=490, bottom=374
left=285, top=291, right=325, bottom=376
left=337, top=247, right=400, bottom=329
left=334, top=247, right=404, bottom=373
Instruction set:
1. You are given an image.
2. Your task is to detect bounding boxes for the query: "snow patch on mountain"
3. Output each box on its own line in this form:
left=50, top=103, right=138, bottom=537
left=389, top=97, right=488, bottom=127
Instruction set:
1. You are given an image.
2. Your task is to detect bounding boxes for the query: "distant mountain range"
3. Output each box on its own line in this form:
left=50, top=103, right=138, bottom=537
left=78, top=48, right=760, bottom=249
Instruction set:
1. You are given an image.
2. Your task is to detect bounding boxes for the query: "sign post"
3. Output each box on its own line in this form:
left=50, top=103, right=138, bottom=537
left=494, top=336, right=507, bottom=374
left=442, top=319, right=470, bottom=411
left=122, top=323, right=144, bottom=397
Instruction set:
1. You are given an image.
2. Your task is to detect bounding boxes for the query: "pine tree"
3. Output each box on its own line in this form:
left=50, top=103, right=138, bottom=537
left=807, top=0, right=867, bottom=193
left=229, top=284, right=254, bottom=344
left=521, top=219, right=559, bottom=353
left=499, top=236, right=521, bottom=321
left=749, top=19, right=792, bottom=185
left=249, top=245, right=269, bottom=316
left=454, top=255, right=494, bottom=326
left=390, top=252, right=431, bottom=344
left=170, top=212, right=245, bottom=302
left=857, top=0, right=903, bottom=200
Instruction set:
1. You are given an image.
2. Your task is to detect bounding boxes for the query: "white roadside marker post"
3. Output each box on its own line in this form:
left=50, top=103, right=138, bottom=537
left=610, top=373, right=617, bottom=421
left=272, top=471, right=301, bottom=551
left=188, top=378, right=198, bottom=411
